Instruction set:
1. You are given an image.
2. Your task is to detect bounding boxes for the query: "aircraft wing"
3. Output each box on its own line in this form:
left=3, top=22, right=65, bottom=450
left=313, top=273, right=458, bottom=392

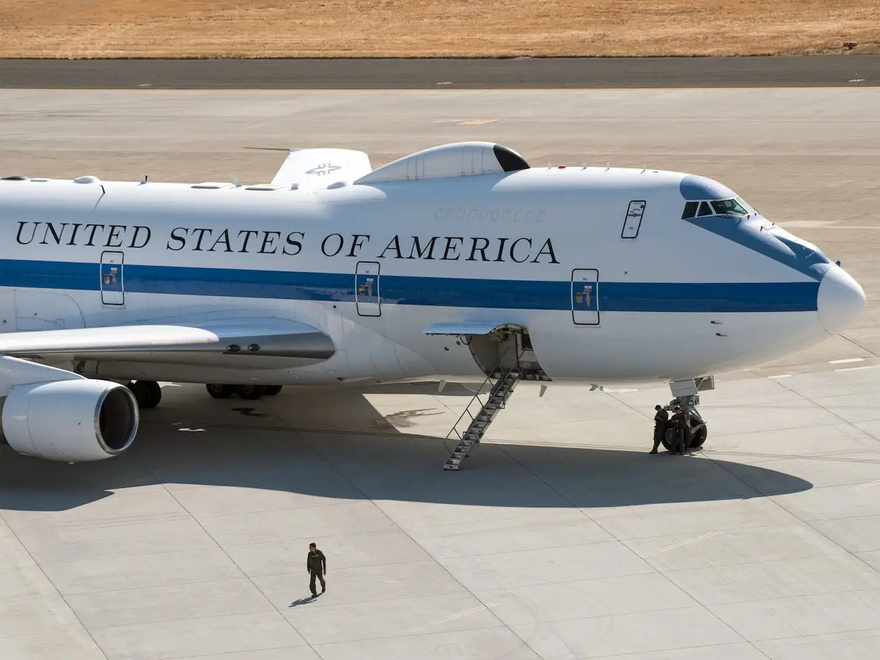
left=270, top=148, right=373, bottom=191
left=0, top=319, right=335, bottom=363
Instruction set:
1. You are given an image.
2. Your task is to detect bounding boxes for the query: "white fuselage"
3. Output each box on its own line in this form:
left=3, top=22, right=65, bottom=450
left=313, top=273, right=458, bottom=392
left=0, top=166, right=860, bottom=386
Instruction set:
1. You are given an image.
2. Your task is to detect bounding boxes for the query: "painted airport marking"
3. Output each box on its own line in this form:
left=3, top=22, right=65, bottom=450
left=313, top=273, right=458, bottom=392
left=835, top=365, right=880, bottom=373
left=768, top=374, right=792, bottom=379
left=458, top=119, right=499, bottom=125
left=642, top=531, right=722, bottom=558
left=829, top=358, right=865, bottom=364
left=786, top=222, right=880, bottom=230
left=851, top=480, right=879, bottom=492
left=407, top=603, right=497, bottom=632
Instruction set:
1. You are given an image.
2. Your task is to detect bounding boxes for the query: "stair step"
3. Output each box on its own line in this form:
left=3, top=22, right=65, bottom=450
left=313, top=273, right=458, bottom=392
left=443, top=370, right=521, bottom=470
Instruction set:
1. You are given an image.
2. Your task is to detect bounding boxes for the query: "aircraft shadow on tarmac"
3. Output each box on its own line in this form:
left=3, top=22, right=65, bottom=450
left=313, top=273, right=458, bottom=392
left=0, top=384, right=812, bottom=512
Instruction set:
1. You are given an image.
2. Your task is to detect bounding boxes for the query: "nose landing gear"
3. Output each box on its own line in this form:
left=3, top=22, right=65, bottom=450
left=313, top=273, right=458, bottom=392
left=662, top=395, right=708, bottom=452
left=661, top=377, right=713, bottom=453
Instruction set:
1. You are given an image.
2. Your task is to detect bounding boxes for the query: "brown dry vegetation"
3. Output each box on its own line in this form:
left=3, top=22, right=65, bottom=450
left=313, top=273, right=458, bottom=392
left=0, top=0, right=878, bottom=58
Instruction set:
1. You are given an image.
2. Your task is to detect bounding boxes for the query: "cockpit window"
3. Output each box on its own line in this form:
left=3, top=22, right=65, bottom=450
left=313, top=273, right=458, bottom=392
left=711, top=198, right=750, bottom=216
left=683, top=196, right=758, bottom=221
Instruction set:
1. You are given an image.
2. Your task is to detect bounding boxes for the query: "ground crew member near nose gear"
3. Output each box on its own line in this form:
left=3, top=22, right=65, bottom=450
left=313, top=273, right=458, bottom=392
left=307, top=542, right=326, bottom=597
left=670, top=406, right=689, bottom=454
left=650, top=404, right=668, bottom=454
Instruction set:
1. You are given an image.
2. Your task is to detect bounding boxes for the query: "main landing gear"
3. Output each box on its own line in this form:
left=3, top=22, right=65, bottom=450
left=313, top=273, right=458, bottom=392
left=127, top=380, right=162, bottom=409
left=205, top=384, right=283, bottom=400
left=661, top=377, right=713, bottom=453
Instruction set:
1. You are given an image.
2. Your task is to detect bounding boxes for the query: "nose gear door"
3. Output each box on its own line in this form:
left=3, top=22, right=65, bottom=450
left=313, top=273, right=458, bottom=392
left=100, top=251, right=124, bottom=305
left=355, top=261, right=381, bottom=317
left=571, top=268, right=599, bottom=325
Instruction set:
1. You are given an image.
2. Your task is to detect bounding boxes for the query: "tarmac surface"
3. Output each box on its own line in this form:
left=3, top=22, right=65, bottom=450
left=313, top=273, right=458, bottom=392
left=1, top=55, right=879, bottom=89
left=1, top=84, right=880, bottom=658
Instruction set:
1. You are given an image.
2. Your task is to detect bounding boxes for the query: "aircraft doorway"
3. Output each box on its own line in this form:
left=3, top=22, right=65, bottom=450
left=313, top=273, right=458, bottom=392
left=355, top=261, right=381, bottom=316
left=571, top=268, right=599, bottom=325
left=466, top=325, right=548, bottom=380
left=100, top=251, right=124, bottom=305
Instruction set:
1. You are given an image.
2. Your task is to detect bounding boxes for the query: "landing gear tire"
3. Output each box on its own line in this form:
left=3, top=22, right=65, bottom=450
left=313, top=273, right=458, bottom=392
left=690, top=424, right=708, bottom=448
left=264, top=386, right=283, bottom=396
left=236, top=385, right=267, bottom=400
left=661, top=428, right=679, bottom=453
left=661, top=421, right=707, bottom=452
left=129, top=380, right=162, bottom=408
left=206, top=384, right=233, bottom=399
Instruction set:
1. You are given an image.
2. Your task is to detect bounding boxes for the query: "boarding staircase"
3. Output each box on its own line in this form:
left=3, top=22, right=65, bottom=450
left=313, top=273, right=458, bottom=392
left=443, top=367, right=521, bottom=471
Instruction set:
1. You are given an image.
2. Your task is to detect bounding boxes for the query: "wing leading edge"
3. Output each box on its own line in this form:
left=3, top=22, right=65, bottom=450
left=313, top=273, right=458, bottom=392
left=0, top=319, right=335, bottom=363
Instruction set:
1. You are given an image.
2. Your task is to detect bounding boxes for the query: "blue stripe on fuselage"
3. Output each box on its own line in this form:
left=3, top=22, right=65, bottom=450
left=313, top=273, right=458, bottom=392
left=685, top=216, right=830, bottom=282
left=0, top=259, right=819, bottom=313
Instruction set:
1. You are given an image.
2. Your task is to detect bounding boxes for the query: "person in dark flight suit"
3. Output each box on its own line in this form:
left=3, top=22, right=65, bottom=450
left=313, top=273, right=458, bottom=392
left=307, top=542, right=327, bottom=597
left=669, top=406, right=689, bottom=454
left=650, top=405, right=668, bottom=454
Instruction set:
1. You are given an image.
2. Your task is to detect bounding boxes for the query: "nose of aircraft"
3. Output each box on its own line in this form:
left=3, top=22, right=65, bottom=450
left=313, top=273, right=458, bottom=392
left=817, top=265, right=866, bottom=335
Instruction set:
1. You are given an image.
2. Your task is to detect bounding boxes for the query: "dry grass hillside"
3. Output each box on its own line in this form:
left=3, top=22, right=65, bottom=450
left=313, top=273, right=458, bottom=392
left=1, top=0, right=878, bottom=58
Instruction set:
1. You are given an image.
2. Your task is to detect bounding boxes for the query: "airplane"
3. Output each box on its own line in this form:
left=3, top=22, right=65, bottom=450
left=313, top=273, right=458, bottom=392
left=0, top=141, right=866, bottom=469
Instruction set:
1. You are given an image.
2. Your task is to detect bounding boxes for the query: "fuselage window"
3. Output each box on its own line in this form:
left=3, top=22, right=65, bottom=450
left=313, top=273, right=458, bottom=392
left=682, top=201, right=698, bottom=219
left=697, top=201, right=713, bottom=217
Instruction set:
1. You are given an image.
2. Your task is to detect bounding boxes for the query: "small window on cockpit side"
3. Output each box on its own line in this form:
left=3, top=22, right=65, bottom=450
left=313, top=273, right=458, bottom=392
left=682, top=202, right=698, bottom=219
left=697, top=201, right=713, bottom=217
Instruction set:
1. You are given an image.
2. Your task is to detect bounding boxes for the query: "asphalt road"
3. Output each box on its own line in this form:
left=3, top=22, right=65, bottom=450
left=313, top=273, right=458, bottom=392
left=1, top=55, right=878, bottom=89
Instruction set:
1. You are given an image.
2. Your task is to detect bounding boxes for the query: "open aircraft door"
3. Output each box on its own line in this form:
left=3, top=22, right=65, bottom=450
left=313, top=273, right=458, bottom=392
left=571, top=269, right=599, bottom=325
left=355, top=261, right=381, bottom=316
left=100, top=251, right=124, bottom=305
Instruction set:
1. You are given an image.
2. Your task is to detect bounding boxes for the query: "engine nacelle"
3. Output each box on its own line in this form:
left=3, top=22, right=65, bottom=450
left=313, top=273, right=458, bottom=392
left=1, top=379, right=138, bottom=461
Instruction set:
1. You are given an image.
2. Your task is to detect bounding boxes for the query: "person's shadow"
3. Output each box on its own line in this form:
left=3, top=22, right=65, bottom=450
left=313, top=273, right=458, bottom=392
left=289, top=594, right=320, bottom=607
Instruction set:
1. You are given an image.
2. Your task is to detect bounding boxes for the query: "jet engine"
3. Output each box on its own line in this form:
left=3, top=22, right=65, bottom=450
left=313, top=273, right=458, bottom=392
left=0, top=379, right=138, bottom=461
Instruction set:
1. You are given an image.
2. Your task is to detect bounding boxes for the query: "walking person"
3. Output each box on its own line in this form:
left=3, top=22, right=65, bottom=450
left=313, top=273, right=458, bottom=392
left=650, top=404, right=668, bottom=454
left=307, top=542, right=327, bottom=597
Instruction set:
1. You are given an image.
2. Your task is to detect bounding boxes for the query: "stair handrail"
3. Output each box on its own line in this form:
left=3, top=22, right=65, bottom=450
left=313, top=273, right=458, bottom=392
left=445, top=368, right=494, bottom=441
left=445, top=349, right=519, bottom=442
